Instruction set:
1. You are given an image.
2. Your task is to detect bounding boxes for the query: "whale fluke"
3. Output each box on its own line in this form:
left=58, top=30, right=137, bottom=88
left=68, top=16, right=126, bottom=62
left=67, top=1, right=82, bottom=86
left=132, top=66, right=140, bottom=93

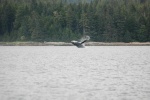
left=71, top=35, right=90, bottom=48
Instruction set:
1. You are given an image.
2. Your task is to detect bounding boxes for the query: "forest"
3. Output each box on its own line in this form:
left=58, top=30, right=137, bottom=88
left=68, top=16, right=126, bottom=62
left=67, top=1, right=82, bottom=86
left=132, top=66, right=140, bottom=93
left=0, top=0, right=150, bottom=42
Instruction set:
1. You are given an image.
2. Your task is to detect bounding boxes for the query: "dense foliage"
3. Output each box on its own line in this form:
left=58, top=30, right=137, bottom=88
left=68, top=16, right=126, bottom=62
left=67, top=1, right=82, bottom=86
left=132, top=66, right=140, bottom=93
left=0, top=0, right=150, bottom=42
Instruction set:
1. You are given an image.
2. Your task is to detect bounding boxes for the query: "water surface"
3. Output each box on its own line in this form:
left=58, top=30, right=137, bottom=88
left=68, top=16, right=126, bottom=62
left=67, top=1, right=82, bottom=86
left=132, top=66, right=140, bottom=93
left=0, top=46, right=150, bottom=100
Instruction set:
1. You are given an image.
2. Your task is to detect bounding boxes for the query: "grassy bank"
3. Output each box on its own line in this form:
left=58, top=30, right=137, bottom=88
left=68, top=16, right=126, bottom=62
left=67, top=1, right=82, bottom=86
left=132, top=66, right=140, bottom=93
left=0, top=42, right=150, bottom=46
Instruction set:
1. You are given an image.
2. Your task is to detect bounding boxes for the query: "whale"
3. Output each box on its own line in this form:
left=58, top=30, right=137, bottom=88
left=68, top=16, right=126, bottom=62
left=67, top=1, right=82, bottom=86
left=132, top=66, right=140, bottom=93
left=71, top=36, right=90, bottom=48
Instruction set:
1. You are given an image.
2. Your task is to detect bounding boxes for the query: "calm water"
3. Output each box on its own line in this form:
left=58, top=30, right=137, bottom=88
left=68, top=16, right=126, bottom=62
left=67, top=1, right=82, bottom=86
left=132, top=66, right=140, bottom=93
left=0, top=46, right=150, bottom=100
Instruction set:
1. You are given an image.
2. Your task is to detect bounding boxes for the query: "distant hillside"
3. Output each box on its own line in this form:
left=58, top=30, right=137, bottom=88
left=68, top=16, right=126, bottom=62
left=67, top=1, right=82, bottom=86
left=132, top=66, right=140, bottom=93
left=0, top=0, right=92, bottom=3
left=0, top=0, right=150, bottom=42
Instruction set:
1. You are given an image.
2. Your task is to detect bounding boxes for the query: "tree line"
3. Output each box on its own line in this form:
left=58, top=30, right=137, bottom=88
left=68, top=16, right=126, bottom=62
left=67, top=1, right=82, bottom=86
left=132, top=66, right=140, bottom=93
left=0, top=0, right=150, bottom=42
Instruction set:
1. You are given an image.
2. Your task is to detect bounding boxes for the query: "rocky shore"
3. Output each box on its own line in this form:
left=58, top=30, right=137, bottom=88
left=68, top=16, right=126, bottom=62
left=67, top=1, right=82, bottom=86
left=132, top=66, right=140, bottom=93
left=0, top=42, right=150, bottom=46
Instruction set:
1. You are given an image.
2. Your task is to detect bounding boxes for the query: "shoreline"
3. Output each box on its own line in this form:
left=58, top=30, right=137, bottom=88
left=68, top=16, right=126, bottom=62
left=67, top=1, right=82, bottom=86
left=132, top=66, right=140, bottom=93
left=0, top=42, right=150, bottom=46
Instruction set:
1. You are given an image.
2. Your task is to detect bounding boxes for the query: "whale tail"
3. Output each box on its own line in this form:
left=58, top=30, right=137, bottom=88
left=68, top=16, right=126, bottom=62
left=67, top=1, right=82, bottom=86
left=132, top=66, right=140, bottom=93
left=80, top=35, right=90, bottom=44
left=71, top=35, right=90, bottom=48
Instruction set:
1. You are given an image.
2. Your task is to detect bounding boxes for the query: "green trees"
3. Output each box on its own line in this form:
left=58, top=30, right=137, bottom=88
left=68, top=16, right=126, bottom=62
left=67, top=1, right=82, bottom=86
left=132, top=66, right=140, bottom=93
left=0, top=0, right=150, bottom=42
left=0, top=2, right=15, bottom=35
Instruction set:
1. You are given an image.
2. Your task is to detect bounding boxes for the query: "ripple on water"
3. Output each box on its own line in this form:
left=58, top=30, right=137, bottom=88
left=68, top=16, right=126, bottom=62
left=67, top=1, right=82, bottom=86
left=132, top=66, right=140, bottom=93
left=0, top=46, right=150, bottom=100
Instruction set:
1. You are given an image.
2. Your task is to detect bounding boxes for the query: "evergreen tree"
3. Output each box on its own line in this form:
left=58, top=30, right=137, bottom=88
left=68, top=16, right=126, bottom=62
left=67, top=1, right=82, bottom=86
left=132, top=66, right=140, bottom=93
left=0, top=0, right=150, bottom=42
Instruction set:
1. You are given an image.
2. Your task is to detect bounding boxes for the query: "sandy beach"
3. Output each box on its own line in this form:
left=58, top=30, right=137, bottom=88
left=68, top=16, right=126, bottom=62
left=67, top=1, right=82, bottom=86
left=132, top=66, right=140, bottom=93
left=0, top=42, right=150, bottom=46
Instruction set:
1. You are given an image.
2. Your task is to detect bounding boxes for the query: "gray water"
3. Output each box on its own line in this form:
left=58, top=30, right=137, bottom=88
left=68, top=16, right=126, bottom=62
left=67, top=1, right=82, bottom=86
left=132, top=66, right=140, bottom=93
left=0, top=46, right=150, bottom=100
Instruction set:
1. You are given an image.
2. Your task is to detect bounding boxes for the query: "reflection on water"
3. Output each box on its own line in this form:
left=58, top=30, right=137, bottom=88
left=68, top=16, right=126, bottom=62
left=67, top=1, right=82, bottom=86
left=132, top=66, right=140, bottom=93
left=0, top=46, right=150, bottom=100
